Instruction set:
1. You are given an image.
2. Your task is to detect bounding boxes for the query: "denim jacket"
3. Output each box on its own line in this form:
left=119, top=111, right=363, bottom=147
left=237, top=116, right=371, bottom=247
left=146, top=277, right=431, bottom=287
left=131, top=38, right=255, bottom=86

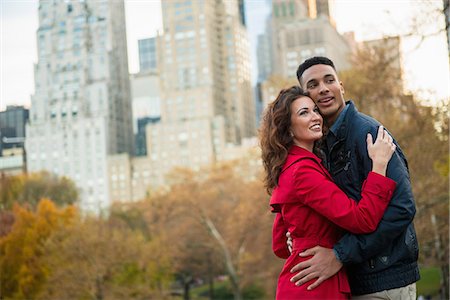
left=324, top=101, right=420, bottom=295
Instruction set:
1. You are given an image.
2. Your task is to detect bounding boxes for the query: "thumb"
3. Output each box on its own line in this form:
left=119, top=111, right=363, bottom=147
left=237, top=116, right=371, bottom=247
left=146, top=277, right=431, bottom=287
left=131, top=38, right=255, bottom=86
left=366, top=133, right=373, bottom=147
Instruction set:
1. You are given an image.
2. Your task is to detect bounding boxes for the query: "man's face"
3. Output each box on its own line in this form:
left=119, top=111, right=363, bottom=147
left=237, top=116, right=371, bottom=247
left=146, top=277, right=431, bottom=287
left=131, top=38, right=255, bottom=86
left=299, top=64, right=346, bottom=125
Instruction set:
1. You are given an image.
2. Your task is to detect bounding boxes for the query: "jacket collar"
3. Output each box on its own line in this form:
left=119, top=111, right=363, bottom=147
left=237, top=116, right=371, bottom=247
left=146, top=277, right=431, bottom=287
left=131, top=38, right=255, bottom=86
left=282, top=145, right=322, bottom=173
left=332, top=100, right=358, bottom=140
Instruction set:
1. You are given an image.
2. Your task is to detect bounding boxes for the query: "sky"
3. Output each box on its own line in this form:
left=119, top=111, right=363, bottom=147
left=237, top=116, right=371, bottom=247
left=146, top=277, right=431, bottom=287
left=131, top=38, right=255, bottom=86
left=1, top=0, right=449, bottom=111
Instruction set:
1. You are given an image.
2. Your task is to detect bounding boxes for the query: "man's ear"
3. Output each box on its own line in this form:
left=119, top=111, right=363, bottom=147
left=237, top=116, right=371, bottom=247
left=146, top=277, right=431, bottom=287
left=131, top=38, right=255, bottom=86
left=340, top=81, right=345, bottom=95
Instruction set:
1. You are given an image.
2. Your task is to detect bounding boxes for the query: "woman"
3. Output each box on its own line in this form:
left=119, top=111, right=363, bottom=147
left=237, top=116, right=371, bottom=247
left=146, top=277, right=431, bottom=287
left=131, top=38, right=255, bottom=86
left=259, top=86, right=396, bottom=299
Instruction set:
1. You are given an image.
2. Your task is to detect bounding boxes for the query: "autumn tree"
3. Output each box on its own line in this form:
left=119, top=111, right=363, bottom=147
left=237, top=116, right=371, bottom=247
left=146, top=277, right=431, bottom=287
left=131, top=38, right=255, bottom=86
left=0, top=199, right=76, bottom=299
left=141, top=156, right=280, bottom=300
left=38, top=214, right=174, bottom=300
left=0, top=172, right=79, bottom=211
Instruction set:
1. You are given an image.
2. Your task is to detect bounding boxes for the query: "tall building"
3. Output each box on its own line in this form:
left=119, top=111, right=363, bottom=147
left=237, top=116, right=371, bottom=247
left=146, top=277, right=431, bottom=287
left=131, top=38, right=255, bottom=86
left=147, top=0, right=255, bottom=176
left=135, top=116, right=160, bottom=157
left=132, top=37, right=161, bottom=156
left=256, top=16, right=274, bottom=83
left=0, top=105, right=29, bottom=155
left=0, top=106, right=29, bottom=176
left=26, top=0, right=133, bottom=212
left=271, top=0, right=335, bottom=25
left=129, top=71, right=161, bottom=133
left=138, top=37, right=157, bottom=73
left=255, top=0, right=352, bottom=110
left=273, top=17, right=351, bottom=78
left=271, top=0, right=350, bottom=78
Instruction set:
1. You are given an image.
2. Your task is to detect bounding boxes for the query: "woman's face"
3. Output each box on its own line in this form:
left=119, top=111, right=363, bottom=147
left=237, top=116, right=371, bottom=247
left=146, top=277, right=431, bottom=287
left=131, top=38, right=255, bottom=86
left=290, top=96, right=323, bottom=151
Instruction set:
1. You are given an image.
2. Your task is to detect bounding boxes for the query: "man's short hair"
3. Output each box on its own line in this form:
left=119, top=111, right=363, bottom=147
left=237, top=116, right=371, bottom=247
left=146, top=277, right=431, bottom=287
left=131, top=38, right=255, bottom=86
left=296, top=56, right=336, bottom=83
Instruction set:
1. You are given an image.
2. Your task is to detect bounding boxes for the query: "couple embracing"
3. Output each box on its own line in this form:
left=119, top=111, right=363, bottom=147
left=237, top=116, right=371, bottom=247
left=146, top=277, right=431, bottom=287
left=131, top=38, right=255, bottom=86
left=259, top=57, right=419, bottom=299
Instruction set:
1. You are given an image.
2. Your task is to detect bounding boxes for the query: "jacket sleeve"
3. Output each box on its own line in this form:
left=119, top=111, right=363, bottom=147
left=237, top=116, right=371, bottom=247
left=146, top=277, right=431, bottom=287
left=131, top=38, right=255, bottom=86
left=294, top=160, right=396, bottom=234
left=333, top=127, right=416, bottom=264
left=272, top=212, right=290, bottom=259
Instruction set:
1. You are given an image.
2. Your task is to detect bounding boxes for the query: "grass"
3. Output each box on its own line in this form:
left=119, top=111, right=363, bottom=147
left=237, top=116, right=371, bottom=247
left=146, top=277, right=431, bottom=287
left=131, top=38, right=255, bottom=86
left=177, top=267, right=443, bottom=299
left=416, top=266, right=442, bottom=297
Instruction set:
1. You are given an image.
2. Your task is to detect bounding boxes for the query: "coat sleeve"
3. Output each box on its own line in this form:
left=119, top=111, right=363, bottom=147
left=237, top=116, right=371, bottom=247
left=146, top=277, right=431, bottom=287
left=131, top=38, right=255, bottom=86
left=293, top=160, right=396, bottom=234
left=272, top=212, right=290, bottom=259
left=333, top=127, right=416, bottom=264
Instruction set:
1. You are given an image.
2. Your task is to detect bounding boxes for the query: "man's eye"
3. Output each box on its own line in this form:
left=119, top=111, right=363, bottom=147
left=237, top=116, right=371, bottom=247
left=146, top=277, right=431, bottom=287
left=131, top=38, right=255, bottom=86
left=307, top=84, right=317, bottom=89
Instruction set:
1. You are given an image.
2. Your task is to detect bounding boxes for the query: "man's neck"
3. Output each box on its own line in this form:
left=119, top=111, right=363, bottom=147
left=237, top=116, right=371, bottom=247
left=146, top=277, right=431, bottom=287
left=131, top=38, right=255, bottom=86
left=325, top=116, right=338, bottom=128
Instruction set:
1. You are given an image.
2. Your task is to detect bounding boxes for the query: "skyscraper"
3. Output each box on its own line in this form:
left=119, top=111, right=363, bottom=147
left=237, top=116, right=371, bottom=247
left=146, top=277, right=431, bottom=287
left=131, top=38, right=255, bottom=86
left=146, top=0, right=255, bottom=176
left=271, top=0, right=350, bottom=78
left=26, top=0, right=133, bottom=212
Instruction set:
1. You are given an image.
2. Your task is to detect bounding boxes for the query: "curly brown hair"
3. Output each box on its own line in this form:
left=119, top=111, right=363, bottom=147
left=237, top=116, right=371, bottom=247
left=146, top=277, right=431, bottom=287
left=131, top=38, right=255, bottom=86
left=259, top=86, right=319, bottom=195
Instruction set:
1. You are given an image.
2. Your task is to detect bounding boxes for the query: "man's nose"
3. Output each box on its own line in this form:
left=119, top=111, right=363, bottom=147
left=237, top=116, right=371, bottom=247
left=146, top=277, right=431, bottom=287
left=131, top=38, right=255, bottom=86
left=318, top=81, right=329, bottom=93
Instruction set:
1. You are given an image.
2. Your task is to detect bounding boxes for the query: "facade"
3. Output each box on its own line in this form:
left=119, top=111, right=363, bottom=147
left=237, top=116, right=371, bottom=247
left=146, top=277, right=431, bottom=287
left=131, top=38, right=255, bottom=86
left=0, top=106, right=29, bottom=155
left=26, top=0, right=133, bottom=212
left=129, top=71, right=161, bottom=128
left=135, top=116, right=160, bottom=156
left=0, top=148, right=26, bottom=176
left=273, top=17, right=351, bottom=78
left=138, top=37, right=157, bottom=73
left=108, top=152, right=159, bottom=203
left=129, top=71, right=161, bottom=156
left=146, top=0, right=255, bottom=177
left=131, top=42, right=161, bottom=156
left=271, top=0, right=335, bottom=26
left=256, top=16, right=274, bottom=83
left=258, top=0, right=352, bottom=109
left=270, top=0, right=349, bottom=78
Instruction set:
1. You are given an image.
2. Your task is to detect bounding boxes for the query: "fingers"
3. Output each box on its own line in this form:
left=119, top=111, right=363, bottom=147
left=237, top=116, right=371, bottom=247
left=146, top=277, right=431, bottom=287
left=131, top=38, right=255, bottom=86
left=290, top=267, right=310, bottom=282
left=299, top=246, right=318, bottom=257
left=293, top=271, right=318, bottom=287
left=306, top=276, right=326, bottom=290
left=386, top=131, right=393, bottom=143
left=366, top=132, right=373, bottom=147
left=290, top=261, right=309, bottom=273
left=377, top=125, right=384, bottom=140
left=375, top=126, right=395, bottom=146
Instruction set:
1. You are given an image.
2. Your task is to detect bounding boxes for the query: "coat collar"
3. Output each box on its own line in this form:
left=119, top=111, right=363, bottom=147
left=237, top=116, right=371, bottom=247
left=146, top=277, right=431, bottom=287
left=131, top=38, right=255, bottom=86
left=332, top=101, right=358, bottom=140
left=282, top=145, right=322, bottom=173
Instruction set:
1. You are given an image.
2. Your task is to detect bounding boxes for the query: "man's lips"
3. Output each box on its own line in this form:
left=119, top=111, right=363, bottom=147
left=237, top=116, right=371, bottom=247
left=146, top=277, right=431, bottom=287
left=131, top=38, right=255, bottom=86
left=318, top=96, right=333, bottom=103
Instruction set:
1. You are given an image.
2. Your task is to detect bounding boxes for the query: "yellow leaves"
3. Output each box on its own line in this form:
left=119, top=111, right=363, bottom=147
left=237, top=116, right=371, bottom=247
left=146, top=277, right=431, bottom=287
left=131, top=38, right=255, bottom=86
left=0, top=199, right=77, bottom=299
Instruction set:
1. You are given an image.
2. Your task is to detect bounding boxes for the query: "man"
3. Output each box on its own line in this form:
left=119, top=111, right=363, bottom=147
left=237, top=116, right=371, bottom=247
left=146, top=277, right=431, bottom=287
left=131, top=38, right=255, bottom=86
left=290, top=56, right=419, bottom=299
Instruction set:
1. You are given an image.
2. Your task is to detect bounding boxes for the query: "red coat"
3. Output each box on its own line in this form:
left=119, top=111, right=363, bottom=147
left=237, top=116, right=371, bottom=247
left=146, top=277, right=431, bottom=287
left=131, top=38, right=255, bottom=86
left=270, top=146, right=396, bottom=299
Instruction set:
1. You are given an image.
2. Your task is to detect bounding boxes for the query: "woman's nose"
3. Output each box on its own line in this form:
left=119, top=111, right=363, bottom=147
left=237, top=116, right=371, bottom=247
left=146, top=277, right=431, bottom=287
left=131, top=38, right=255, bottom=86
left=312, top=111, right=322, bottom=120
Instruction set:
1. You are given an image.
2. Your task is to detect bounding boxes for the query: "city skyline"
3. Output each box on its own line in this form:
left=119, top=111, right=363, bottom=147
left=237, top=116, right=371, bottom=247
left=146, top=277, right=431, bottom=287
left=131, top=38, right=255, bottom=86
left=1, top=0, right=449, bottom=111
